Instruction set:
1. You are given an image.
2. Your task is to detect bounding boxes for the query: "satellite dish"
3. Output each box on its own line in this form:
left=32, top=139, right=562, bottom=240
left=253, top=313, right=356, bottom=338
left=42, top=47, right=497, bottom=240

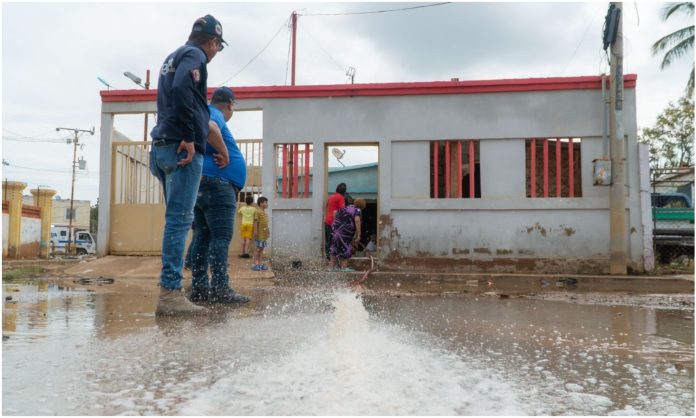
left=331, top=148, right=346, bottom=167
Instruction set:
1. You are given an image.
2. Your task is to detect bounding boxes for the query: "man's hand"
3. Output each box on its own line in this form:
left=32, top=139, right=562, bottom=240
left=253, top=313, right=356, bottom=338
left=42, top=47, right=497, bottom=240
left=177, top=141, right=196, bottom=166
left=207, top=120, right=229, bottom=168
left=214, top=152, right=230, bottom=168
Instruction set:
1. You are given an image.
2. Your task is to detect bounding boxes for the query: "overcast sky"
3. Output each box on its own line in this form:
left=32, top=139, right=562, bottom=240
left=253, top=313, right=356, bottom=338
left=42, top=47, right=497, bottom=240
left=2, top=1, right=693, bottom=204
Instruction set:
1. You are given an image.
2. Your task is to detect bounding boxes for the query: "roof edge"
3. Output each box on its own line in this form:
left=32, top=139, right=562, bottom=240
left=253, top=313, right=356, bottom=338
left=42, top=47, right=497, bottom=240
left=101, top=74, right=638, bottom=103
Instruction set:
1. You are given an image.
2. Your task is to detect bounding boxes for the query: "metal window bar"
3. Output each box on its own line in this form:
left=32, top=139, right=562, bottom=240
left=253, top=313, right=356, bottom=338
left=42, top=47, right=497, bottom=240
left=543, top=139, right=549, bottom=197
left=445, top=140, right=451, bottom=198
left=530, top=138, right=537, bottom=198
left=277, top=143, right=313, bottom=198
left=431, top=139, right=478, bottom=199
left=457, top=140, right=463, bottom=198
left=556, top=138, right=562, bottom=197
left=526, top=138, right=582, bottom=198
left=468, top=140, right=475, bottom=199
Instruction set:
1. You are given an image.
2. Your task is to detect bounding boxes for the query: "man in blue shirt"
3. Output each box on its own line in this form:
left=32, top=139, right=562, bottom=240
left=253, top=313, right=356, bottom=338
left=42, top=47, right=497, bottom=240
left=149, top=14, right=227, bottom=316
left=188, top=87, right=250, bottom=304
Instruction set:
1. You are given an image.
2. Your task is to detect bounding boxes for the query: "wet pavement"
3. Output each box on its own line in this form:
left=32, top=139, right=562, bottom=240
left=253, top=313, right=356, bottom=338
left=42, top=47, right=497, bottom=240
left=2, top=277, right=694, bottom=415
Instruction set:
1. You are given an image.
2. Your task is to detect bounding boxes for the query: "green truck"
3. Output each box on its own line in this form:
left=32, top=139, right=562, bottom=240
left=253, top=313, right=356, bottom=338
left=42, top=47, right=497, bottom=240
left=651, top=193, right=694, bottom=263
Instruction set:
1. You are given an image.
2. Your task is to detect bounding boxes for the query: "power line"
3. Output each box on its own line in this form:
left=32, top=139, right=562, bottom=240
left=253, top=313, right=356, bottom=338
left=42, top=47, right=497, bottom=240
left=301, top=2, right=451, bottom=17
left=3, top=136, right=69, bottom=143
left=299, top=23, right=346, bottom=74
left=3, top=163, right=94, bottom=176
left=219, top=17, right=290, bottom=85
left=561, top=4, right=605, bottom=76
left=3, top=128, right=66, bottom=139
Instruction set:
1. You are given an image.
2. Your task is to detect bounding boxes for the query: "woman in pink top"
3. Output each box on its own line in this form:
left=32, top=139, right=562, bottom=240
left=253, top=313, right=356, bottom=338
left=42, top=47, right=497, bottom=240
left=324, top=182, right=347, bottom=260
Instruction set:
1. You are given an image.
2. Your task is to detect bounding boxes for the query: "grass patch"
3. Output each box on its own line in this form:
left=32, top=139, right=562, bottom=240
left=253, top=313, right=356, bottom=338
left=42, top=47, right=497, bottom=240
left=2, top=266, right=47, bottom=281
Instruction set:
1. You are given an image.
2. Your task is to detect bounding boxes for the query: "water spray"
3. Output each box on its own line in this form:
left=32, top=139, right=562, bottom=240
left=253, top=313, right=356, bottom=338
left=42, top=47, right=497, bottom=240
left=349, top=256, right=374, bottom=290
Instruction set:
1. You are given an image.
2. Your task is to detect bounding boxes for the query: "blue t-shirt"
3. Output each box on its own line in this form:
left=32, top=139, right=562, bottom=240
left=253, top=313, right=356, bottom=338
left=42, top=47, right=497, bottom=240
left=202, top=105, right=246, bottom=189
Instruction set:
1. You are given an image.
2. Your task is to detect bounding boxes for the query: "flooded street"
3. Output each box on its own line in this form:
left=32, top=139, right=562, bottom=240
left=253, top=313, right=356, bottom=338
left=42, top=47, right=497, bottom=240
left=2, top=279, right=694, bottom=415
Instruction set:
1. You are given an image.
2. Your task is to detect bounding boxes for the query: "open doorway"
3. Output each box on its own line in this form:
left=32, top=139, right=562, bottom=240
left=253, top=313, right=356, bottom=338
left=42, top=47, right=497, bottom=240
left=324, top=143, right=379, bottom=258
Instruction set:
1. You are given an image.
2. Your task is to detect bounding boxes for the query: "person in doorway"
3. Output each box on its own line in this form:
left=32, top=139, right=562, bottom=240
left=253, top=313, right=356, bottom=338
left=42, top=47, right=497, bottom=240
left=252, top=196, right=270, bottom=271
left=237, top=195, right=256, bottom=258
left=330, top=198, right=366, bottom=271
left=189, top=86, right=250, bottom=305
left=364, top=233, right=377, bottom=257
left=324, top=183, right=347, bottom=260
left=149, top=14, right=227, bottom=316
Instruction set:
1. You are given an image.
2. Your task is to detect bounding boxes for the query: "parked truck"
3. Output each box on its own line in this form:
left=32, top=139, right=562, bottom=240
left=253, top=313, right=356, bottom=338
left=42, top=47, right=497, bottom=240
left=651, top=193, right=694, bottom=263
left=50, top=225, right=96, bottom=255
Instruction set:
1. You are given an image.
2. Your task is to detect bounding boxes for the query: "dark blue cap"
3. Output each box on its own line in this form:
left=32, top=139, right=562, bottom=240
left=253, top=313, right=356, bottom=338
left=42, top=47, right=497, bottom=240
left=191, top=14, right=227, bottom=45
left=211, top=86, right=236, bottom=104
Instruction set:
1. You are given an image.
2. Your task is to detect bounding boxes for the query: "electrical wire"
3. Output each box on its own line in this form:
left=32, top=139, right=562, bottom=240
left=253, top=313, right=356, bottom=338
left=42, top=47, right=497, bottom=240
left=2, top=128, right=59, bottom=138
left=219, top=17, right=290, bottom=85
left=299, top=23, right=346, bottom=73
left=561, top=5, right=605, bottom=76
left=3, top=163, right=94, bottom=176
left=301, top=2, right=451, bottom=16
left=3, top=136, right=69, bottom=143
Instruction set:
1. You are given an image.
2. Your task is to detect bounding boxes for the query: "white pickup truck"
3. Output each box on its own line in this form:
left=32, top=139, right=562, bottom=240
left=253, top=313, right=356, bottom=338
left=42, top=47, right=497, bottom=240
left=50, top=225, right=96, bottom=255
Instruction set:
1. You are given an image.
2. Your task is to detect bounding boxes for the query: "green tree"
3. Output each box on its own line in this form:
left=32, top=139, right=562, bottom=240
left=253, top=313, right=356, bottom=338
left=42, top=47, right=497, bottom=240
left=651, top=2, right=695, bottom=96
left=639, top=96, right=694, bottom=169
left=90, top=200, right=98, bottom=235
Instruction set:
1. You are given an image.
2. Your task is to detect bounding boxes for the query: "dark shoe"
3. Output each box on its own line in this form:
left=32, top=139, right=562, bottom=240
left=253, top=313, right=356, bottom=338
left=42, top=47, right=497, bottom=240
left=187, top=288, right=209, bottom=303
left=242, top=253, right=251, bottom=258
left=210, top=288, right=250, bottom=304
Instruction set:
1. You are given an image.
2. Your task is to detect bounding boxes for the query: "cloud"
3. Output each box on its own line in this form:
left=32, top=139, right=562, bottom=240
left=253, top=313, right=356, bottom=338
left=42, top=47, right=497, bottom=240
left=2, top=2, right=693, bottom=204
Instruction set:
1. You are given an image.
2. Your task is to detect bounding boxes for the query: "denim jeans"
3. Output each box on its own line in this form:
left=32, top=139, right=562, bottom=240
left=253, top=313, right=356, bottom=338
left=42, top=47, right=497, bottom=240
left=190, top=177, right=238, bottom=293
left=149, top=142, right=203, bottom=290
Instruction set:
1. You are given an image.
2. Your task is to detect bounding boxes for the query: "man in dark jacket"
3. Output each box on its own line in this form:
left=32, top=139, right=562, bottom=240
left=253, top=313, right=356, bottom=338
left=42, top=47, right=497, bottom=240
left=149, top=14, right=227, bottom=316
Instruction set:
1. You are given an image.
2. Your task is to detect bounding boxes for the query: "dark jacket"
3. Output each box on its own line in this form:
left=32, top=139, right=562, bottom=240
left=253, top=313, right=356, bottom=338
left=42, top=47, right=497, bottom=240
left=150, top=41, right=210, bottom=153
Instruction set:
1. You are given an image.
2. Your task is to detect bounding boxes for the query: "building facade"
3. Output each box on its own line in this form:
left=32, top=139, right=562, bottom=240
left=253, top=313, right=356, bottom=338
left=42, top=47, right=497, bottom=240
left=98, top=75, right=652, bottom=273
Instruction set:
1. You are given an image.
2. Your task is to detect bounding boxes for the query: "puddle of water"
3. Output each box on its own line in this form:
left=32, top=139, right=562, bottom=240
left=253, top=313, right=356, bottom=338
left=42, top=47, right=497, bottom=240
left=2, top=280, right=694, bottom=415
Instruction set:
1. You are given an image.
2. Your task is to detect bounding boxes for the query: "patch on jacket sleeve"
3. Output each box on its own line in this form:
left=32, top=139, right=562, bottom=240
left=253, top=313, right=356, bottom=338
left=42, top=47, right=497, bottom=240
left=191, top=68, right=201, bottom=83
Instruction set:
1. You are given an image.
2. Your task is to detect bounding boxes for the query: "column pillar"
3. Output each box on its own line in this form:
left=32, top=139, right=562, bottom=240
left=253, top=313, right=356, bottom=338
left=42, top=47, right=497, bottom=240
left=31, top=187, right=57, bottom=258
left=3, top=181, right=27, bottom=258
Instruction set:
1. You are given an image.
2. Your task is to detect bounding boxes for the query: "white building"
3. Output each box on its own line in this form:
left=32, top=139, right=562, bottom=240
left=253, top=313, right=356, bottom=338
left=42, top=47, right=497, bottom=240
left=97, top=75, right=652, bottom=273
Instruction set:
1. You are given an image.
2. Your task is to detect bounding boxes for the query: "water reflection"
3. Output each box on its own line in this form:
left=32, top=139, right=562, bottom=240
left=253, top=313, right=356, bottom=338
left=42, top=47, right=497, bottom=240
left=2, top=281, right=693, bottom=415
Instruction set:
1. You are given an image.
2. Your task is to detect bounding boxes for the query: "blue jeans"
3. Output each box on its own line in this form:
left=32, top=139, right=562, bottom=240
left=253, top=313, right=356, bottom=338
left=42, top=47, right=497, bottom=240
left=190, top=177, right=238, bottom=293
left=149, top=142, right=203, bottom=290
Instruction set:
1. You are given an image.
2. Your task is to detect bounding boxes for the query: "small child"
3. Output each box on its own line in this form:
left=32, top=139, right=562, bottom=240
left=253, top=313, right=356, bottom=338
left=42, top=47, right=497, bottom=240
left=237, top=195, right=256, bottom=258
left=364, top=234, right=377, bottom=257
left=252, top=196, right=270, bottom=271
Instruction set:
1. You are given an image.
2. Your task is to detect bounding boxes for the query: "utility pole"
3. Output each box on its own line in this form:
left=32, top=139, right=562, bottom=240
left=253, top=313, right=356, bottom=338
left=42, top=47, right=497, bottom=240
left=291, top=11, right=298, bottom=86
left=56, top=126, right=94, bottom=254
left=608, top=1, right=627, bottom=275
left=143, top=69, right=151, bottom=141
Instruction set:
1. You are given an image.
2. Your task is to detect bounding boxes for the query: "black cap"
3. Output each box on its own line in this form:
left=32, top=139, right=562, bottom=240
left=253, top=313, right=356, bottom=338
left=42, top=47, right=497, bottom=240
left=191, top=14, right=227, bottom=45
left=211, top=86, right=236, bottom=104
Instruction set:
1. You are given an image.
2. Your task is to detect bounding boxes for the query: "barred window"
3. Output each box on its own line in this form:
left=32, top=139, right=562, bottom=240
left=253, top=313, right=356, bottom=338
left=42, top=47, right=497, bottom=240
left=276, top=143, right=314, bottom=198
left=525, top=138, right=582, bottom=198
left=430, top=139, right=480, bottom=198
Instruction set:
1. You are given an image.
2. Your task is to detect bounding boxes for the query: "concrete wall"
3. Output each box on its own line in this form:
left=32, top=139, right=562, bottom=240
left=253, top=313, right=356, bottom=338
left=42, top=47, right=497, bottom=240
left=263, top=89, right=646, bottom=273
left=50, top=199, right=91, bottom=229
left=20, top=214, right=41, bottom=258
left=3, top=203, right=42, bottom=259
left=2, top=211, right=8, bottom=256
left=23, top=196, right=91, bottom=229
left=99, top=79, right=648, bottom=273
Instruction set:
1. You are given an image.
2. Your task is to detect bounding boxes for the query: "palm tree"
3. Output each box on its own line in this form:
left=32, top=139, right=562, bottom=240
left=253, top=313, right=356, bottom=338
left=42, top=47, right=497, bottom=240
left=651, top=2, right=695, bottom=96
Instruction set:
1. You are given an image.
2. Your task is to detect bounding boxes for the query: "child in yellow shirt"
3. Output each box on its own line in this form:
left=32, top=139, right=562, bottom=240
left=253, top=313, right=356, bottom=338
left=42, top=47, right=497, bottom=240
left=237, top=195, right=256, bottom=258
left=252, top=196, right=270, bottom=271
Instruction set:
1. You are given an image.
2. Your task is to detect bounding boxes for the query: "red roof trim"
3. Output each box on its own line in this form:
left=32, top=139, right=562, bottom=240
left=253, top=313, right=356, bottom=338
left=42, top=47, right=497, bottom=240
left=101, top=74, right=637, bottom=103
